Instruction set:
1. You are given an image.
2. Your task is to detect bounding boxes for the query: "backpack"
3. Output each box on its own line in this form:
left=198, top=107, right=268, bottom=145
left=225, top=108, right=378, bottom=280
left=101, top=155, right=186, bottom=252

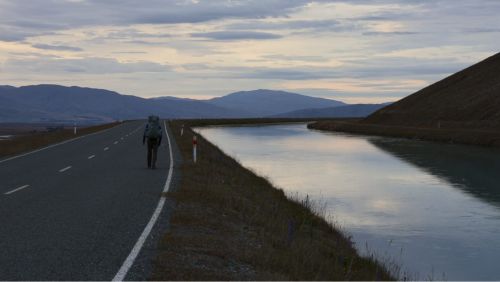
left=146, top=115, right=161, bottom=138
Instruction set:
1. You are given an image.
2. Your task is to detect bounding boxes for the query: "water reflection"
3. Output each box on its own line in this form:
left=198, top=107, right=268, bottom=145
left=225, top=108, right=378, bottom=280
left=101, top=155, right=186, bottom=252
left=196, top=124, right=500, bottom=280
left=368, top=138, right=500, bottom=207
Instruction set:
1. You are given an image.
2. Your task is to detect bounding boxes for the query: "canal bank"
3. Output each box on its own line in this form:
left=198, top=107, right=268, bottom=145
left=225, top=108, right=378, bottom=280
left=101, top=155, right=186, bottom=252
left=308, top=120, right=500, bottom=147
left=152, top=120, right=394, bottom=280
left=184, top=122, right=500, bottom=280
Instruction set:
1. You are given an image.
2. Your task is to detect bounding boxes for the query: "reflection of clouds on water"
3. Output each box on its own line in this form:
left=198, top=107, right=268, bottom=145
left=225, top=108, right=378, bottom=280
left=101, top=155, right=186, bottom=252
left=370, top=199, right=400, bottom=214
left=198, top=123, right=500, bottom=280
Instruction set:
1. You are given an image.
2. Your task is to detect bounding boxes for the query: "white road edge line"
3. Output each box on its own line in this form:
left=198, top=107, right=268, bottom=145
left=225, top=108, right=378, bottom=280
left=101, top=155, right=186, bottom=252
left=104, top=147, right=109, bottom=151
left=0, top=123, right=126, bottom=165
left=114, top=141, right=118, bottom=144
left=4, top=185, right=30, bottom=195
left=113, top=120, right=173, bottom=281
left=59, top=166, right=72, bottom=173
left=88, top=155, right=95, bottom=159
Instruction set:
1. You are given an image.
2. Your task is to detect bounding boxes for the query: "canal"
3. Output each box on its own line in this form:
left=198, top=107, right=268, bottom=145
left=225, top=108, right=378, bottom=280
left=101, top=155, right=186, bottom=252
left=195, top=123, right=500, bottom=280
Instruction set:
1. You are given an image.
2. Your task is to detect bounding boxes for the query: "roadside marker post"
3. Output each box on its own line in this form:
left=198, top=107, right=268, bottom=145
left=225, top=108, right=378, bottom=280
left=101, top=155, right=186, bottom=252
left=73, top=122, right=77, bottom=135
left=181, top=124, right=184, bottom=136
left=193, top=135, right=197, bottom=163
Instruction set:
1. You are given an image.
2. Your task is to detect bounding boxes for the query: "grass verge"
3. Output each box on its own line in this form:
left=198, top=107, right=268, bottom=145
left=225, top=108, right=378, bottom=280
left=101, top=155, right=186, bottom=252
left=0, top=122, right=121, bottom=158
left=151, top=120, right=394, bottom=280
left=309, top=120, right=500, bottom=147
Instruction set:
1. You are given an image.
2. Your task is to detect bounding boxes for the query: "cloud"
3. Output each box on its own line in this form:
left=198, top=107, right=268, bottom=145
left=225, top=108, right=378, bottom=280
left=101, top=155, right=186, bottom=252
left=106, top=29, right=171, bottom=39
left=362, top=31, right=419, bottom=36
left=224, top=19, right=341, bottom=31
left=1, top=0, right=500, bottom=103
left=461, top=27, right=500, bottom=34
left=127, top=0, right=309, bottom=24
left=122, top=40, right=168, bottom=46
left=8, top=52, right=62, bottom=59
left=0, top=1, right=315, bottom=44
left=191, top=31, right=282, bottom=41
left=262, top=54, right=330, bottom=62
left=0, top=0, right=310, bottom=41
left=112, top=51, right=148, bottom=54
left=238, top=68, right=331, bottom=80
left=0, top=27, right=42, bottom=42
left=191, top=55, right=469, bottom=82
left=4, top=57, right=170, bottom=74
left=31, top=43, right=83, bottom=52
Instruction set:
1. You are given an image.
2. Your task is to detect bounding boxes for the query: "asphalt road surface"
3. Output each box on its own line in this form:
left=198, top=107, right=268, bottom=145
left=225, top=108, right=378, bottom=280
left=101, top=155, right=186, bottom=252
left=0, top=120, right=176, bottom=280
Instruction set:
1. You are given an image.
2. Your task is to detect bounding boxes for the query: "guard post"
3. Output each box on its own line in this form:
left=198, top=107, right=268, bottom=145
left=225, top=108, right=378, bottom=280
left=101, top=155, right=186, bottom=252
left=193, top=135, right=197, bottom=163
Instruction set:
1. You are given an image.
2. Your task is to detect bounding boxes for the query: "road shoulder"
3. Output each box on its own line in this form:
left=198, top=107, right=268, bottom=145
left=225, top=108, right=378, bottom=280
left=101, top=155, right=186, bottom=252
left=122, top=121, right=182, bottom=280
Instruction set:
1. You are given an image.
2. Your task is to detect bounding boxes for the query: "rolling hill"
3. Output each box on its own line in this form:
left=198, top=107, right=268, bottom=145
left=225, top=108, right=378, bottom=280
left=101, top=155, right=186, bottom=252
left=0, top=85, right=240, bottom=123
left=364, top=52, right=500, bottom=129
left=207, top=89, right=345, bottom=117
left=0, top=85, right=352, bottom=123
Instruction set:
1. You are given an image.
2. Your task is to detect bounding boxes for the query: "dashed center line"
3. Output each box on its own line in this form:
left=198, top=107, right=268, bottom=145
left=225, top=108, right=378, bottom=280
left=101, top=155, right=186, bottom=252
left=104, top=147, right=109, bottom=151
left=114, top=141, right=118, bottom=145
left=4, top=185, right=30, bottom=195
left=88, top=155, right=95, bottom=159
left=59, top=166, right=72, bottom=173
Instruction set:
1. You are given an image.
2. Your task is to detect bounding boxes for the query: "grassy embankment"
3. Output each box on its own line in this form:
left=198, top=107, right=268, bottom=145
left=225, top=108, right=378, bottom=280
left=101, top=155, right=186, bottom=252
left=0, top=122, right=121, bottom=158
left=309, top=120, right=500, bottom=147
left=152, top=119, right=394, bottom=280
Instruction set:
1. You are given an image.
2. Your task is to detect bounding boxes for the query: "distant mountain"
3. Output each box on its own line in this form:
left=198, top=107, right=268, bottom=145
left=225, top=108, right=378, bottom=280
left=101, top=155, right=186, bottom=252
left=207, top=89, right=345, bottom=117
left=0, top=85, right=240, bottom=123
left=271, top=103, right=391, bottom=118
left=0, top=85, right=353, bottom=123
left=150, top=96, right=197, bottom=102
left=364, top=52, right=500, bottom=128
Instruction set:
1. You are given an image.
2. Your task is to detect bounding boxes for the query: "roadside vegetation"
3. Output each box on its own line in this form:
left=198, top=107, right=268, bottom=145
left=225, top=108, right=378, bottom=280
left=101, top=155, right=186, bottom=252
left=152, top=120, right=394, bottom=280
left=0, top=122, right=121, bottom=158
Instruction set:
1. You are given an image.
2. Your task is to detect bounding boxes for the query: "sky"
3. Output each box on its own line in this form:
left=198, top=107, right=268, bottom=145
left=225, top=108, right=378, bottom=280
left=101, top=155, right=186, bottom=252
left=0, top=0, right=498, bottom=103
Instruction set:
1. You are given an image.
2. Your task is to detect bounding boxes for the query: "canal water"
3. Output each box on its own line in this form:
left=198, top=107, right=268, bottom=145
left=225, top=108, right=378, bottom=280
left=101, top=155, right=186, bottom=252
left=195, top=123, right=500, bottom=280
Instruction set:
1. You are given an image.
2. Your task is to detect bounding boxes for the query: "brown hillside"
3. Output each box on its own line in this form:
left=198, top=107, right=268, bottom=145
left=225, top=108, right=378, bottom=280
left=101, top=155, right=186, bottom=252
left=364, top=52, right=500, bottom=129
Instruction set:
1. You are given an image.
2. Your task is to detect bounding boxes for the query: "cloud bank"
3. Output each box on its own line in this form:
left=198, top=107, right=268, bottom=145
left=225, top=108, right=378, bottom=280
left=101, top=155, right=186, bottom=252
left=0, top=0, right=499, bottom=102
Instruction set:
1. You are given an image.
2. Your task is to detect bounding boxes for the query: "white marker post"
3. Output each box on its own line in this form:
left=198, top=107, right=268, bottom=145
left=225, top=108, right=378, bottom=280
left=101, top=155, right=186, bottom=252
left=181, top=124, right=184, bottom=136
left=193, top=135, right=197, bottom=163
left=73, top=122, right=77, bottom=135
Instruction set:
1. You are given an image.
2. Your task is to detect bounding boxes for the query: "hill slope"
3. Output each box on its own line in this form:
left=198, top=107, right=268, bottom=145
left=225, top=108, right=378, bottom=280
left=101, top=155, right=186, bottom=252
left=364, top=52, right=500, bottom=128
left=208, top=89, right=345, bottom=117
left=272, top=103, right=390, bottom=118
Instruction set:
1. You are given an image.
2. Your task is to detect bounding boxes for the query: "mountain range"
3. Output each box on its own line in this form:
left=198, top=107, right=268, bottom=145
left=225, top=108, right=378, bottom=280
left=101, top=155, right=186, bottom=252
left=0, top=85, right=386, bottom=123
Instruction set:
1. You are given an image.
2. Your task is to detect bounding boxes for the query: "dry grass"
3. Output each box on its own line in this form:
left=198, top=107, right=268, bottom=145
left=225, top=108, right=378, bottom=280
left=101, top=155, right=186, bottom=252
left=0, top=122, right=121, bottom=158
left=151, top=121, right=394, bottom=280
left=309, top=120, right=500, bottom=147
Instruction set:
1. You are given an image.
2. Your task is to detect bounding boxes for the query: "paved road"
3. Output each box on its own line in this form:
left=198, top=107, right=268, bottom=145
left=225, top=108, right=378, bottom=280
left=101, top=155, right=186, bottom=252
left=0, top=120, right=176, bottom=280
